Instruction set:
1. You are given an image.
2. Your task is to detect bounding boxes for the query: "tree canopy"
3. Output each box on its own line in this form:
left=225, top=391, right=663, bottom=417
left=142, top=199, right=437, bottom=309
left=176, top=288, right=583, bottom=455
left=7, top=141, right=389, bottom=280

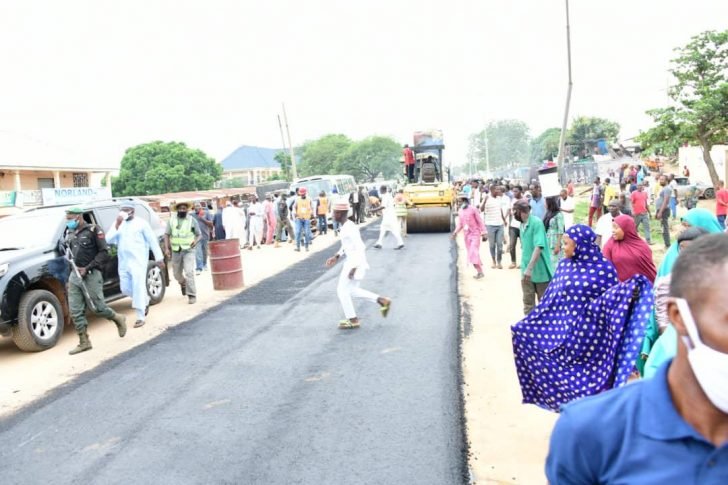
left=530, top=127, right=562, bottom=164
left=112, top=141, right=221, bottom=196
left=274, top=151, right=292, bottom=181
left=298, top=134, right=352, bottom=177
left=468, top=119, right=530, bottom=172
left=637, top=30, right=728, bottom=186
left=566, top=116, right=620, bottom=158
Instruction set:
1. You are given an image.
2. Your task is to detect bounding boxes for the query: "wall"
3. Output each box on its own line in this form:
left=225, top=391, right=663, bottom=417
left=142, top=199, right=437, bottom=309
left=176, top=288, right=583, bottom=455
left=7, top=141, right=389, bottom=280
left=0, top=170, right=83, bottom=191
left=679, top=145, right=728, bottom=184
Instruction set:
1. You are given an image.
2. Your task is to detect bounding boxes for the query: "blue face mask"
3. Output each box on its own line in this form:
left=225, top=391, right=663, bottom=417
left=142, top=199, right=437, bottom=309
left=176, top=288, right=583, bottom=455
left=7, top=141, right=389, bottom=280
left=66, top=219, right=79, bottom=230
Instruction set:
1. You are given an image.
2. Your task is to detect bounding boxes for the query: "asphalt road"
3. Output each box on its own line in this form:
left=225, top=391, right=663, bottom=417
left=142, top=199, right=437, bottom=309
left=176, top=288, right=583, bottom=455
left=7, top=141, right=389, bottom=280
left=0, top=223, right=466, bottom=485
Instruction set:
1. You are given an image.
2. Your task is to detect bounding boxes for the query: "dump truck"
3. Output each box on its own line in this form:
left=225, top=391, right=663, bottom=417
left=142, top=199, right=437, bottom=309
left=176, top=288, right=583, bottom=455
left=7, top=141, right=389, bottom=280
left=402, top=130, right=454, bottom=233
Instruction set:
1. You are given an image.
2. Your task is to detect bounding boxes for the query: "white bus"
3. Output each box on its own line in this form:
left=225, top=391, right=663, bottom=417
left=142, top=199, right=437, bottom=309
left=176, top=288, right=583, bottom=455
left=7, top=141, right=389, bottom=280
left=290, top=175, right=357, bottom=200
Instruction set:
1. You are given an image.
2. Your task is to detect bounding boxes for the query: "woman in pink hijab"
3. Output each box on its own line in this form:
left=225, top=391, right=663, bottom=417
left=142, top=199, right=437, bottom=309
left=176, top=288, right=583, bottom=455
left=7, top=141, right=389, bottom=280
left=602, top=214, right=657, bottom=282
left=451, top=192, right=487, bottom=279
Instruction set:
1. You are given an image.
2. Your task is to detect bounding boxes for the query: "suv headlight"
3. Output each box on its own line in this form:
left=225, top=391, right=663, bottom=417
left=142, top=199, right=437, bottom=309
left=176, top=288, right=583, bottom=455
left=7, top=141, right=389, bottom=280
left=0, top=263, right=8, bottom=278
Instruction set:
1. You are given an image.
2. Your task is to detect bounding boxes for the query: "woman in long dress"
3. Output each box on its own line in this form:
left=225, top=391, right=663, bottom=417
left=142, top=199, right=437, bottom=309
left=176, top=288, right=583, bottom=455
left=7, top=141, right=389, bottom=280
left=511, top=224, right=653, bottom=412
left=543, top=196, right=565, bottom=269
left=451, top=192, right=486, bottom=279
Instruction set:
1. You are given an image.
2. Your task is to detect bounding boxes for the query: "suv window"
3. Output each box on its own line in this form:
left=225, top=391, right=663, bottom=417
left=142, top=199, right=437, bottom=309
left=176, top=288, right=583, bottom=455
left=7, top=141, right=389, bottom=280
left=95, top=207, right=120, bottom=232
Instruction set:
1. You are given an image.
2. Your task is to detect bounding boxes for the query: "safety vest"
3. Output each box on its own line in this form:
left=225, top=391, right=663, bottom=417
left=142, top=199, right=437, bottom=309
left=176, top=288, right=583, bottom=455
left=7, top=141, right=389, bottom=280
left=317, top=197, right=328, bottom=215
left=170, top=216, right=195, bottom=251
left=296, top=198, right=312, bottom=219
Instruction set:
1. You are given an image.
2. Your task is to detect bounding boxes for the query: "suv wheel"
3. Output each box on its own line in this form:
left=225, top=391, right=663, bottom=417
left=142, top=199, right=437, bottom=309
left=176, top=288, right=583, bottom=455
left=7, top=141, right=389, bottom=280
left=703, top=188, right=715, bottom=199
left=12, top=289, right=64, bottom=351
left=147, top=261, right=166, bottom=305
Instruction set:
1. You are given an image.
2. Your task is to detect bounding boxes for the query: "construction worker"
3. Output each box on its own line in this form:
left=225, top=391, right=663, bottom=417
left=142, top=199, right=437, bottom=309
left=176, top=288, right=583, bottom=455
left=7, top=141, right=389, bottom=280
left=292, top=187, right=313, bottom=252
left=316, top=190, right=329, bottom=235
left=163, top=201, right=202, bottom=304
left=64, top=207, right=127, bottom=355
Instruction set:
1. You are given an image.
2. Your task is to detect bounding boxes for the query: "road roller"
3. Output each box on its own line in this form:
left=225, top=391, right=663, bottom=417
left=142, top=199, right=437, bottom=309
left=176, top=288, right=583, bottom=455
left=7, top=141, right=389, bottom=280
left=403, top=131, right=454, bottom=233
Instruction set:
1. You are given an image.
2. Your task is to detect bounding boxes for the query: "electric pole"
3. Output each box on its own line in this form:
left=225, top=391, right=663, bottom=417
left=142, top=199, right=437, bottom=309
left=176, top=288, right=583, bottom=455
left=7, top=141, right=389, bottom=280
left=282, top=102, right=298, bottom=180
left=556, top=0, right=573, bottom=183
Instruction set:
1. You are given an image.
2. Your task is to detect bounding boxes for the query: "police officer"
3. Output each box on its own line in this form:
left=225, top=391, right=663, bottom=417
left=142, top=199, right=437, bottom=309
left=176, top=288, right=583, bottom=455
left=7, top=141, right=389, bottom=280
left=64, top=207, right=127, bottom=355
left=163, top=201, right=201, bottom=304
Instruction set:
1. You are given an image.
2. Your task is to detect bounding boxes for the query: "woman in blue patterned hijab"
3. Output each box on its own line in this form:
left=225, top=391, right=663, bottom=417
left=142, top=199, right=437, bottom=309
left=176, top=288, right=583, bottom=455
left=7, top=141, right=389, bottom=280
left=511, top=224, right=654, bottom=412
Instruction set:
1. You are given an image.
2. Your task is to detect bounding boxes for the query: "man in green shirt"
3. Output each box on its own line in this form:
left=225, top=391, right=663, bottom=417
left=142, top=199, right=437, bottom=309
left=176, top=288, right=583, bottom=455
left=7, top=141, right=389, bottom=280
left=513, top=200, right=554, bottom=314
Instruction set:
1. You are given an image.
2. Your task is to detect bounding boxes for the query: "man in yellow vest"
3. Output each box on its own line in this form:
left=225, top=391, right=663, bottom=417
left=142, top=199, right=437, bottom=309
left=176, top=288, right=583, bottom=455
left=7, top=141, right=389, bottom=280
left=292, top=187, right=313, bottom=252
left=315, top=190, right=329, bottom=235
left=163, top=201, right=202, bottom=304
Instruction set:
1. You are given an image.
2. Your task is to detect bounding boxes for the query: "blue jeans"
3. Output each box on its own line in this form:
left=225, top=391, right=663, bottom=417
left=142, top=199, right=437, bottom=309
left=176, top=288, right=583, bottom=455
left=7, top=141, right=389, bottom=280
left=669, top=197, right=677, bottom=219
left=333, top=219, right=341, bottom=234
left=317, top=214, right=327, bottom=234
left=486, top=224, right=504, bottom=264
left=195, top=238, right=208, bottom=270
left=718, top=214, right=726, bottom=229
left=295, top=219, right=312, bottom=249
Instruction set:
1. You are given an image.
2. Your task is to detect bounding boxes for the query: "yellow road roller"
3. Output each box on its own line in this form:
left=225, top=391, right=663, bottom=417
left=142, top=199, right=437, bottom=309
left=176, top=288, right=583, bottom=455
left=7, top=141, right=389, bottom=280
left=403, top=131, right=454, bottom=233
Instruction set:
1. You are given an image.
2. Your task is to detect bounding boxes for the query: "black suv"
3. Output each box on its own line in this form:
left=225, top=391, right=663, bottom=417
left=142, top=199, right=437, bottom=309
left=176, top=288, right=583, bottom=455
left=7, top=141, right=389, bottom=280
left=0, top=198, right=169, bottom=351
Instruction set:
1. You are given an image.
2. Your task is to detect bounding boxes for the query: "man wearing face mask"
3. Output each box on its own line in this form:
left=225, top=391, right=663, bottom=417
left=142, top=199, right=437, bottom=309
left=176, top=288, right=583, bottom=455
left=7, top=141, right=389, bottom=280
left=106, top=202, right=165, bottom=327
left=164, top=201, right=201, bottom=304
left=64, top=207, right=127, bottom=354
left=546, top=234, right=728, bottom=482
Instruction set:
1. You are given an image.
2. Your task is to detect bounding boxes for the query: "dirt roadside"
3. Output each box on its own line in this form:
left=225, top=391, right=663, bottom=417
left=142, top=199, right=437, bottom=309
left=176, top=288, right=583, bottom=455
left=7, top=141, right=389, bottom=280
left=0, top=228, right=353, bottom=417
left=457, top=239, right=557, bottom=484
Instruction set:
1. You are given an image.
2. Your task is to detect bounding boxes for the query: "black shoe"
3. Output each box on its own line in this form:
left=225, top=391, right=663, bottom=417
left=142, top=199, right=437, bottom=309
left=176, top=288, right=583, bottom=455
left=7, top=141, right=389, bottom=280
left=144, top=305, right=149, bottom=316
left=180, top=284, right=186, bottom=296
left=395, top=245, right=404, bottom=250
left=374, top=244, right=382, bottom=249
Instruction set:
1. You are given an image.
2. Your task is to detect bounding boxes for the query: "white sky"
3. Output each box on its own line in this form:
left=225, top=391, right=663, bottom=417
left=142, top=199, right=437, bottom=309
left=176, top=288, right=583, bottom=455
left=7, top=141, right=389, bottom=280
left=1, top=0, right=727, bottom=169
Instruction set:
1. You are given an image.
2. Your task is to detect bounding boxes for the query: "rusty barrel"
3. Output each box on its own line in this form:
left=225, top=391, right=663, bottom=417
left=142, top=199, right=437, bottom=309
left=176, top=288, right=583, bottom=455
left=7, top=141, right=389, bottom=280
left=208, top=239, right=244, bottom=290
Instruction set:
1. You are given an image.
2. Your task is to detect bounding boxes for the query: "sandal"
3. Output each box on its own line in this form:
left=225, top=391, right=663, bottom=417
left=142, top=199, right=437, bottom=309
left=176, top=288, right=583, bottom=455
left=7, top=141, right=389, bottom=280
left=338, top=319, right=360, bottom=329
left=379, top=298, right=391, bottom=318
left=134, top=320, right=145, bottom=328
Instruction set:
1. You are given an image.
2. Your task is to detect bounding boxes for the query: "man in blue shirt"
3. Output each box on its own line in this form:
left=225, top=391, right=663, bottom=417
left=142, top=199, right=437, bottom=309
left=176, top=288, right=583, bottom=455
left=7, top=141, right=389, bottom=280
left=529, top=183, right=546, bottom=220
left=546, top=234, right=728, bottom=483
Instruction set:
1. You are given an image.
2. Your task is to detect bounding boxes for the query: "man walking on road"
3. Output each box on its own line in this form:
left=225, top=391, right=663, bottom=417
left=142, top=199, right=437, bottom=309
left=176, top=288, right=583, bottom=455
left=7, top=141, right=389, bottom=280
left=315, top=191, right=329, bottom=235
left=655, top=175, right=672, bottom=248
left=292, top=187, right=313, bottom=252
left=513, top=200, right=554, bottom=315
left=373, top=185, right=405, bottom=250
left=631, top=182, right=652, bottom=244
left=507, top=185, right=524, bottom=269
left=263, top=193, right=277, bottom=244
left=274, top=193, right=295, bottom=247
left=326, top=201, right=392, bottom=330
left=64, top=207, right=127, bottom=354
left=164, top=201, right=201, bottom=305
left=193, top=202, right=213, bottom=273
left=106, top=202, right=165, bottom=328
left=247, top=195, right=264, bottom=250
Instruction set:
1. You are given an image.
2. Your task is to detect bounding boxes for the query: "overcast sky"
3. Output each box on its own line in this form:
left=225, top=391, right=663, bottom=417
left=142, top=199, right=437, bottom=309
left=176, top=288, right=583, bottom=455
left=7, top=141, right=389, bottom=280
left=1, top=0, right=727, bottom=169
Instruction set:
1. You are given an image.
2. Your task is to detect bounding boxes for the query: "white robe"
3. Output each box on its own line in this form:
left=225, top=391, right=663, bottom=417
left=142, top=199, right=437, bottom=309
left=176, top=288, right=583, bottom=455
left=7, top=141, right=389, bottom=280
left=376, top=193, right=404, bottom=246
left=223, top=206, right=245, bottom=244
left=336, top=220, right=377, bottom=318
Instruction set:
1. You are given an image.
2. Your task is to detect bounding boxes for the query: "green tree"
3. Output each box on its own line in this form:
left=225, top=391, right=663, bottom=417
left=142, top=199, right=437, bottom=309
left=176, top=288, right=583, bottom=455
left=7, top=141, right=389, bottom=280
left=219, top=177, right=248, bottom=189
left=468, top=119, right=530, bottom=172
left=112, top=141, right=221, bottom=196
left=337, top=136, right=401, bottom=182
left=635, top=108, right=688, bottom=157
left=566, top=116, right=620, bottom=158
left=298, top=134, right=352, bottom=176
left=638, top=30, right=728, bottom=186
left=530, top=127, right=562, bottom=163
left=274, top=151, right=292, bottom=181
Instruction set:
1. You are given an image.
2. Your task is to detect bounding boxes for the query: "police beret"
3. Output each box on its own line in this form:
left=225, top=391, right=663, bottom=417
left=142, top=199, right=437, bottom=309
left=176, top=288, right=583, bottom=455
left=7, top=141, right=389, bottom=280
left=65, top=206, right=84, bottom=214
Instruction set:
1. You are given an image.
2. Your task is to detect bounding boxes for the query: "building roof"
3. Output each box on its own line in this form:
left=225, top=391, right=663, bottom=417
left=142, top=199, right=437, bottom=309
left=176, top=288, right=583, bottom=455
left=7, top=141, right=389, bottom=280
left=221, top=145, right=284, bottom=171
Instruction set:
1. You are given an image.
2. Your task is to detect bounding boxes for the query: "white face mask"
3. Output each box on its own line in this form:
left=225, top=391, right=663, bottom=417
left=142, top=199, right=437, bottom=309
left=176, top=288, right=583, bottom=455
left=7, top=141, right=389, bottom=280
left=118, top=211, right=130, bottom=221
left=675, top=298, right=728, bottom=414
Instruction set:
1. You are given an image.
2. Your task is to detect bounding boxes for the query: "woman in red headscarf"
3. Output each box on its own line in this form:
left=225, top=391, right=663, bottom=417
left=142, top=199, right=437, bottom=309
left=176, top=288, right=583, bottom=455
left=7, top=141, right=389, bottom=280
left=602, top=214, right=657, bottom=282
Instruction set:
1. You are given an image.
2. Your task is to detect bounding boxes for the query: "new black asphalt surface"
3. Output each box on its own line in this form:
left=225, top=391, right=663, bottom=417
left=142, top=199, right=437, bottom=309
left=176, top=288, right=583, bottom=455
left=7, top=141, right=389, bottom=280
left=0, top=223, right=465, bottom=485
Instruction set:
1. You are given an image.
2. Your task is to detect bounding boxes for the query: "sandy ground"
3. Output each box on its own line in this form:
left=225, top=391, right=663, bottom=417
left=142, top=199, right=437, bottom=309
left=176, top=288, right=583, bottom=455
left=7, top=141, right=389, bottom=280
left=0, top=227, right=352, bottom=417
left=458, top=238, right=557, bottom=484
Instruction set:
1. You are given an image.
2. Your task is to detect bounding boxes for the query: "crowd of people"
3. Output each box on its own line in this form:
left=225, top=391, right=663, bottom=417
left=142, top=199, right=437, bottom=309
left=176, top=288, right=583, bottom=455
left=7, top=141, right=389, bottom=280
left=452, top=171, right=728, bottom=480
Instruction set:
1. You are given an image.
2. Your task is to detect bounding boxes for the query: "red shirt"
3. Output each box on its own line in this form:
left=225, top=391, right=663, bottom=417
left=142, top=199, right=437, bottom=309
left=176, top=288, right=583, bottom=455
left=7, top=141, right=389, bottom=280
left=717, top=188, right=728, bottom=216
left=631, top=190, right=649, bottom=215
left=403, top=147, right=414, bottom=166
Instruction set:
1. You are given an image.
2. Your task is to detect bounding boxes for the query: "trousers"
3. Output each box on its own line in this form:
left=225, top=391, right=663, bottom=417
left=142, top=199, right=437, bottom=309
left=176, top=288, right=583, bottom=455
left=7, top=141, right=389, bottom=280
left=376, top=219, right=404, bottom=247
left=195, top=238, right=208, bottom=270
left=521, top=279, right=549, bottom=315
left=68, top=269, right=116, bottom=333
left=275, top=217, right=294, bottom=242
left=172, top=249, right=196, bottom=297
left=509, top=226, right=521, bottom=263
left=248, top=216, right=263, bottom=246
left=337, top=267, right=378, bottom=319
left=660, top=211, right=671, bottom=247
left=317, top=214, right=328, bottom=234
left=486, top=224, right=504, bottom=263
left=633, top=213, right=651, bottom=243
left=295, top=219, right=312, bottom=248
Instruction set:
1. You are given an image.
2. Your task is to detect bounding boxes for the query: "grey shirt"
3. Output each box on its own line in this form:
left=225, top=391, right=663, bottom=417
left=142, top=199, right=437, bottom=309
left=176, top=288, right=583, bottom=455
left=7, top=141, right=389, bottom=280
left=655, top=186, right=672, bottom=213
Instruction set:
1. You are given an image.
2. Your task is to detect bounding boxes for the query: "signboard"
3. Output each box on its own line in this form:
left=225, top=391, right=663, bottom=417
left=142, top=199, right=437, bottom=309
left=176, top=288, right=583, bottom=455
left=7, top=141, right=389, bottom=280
left=413, top=129, right=444, bottom=148
left=0, top=191, right=17, bottom=207
left=42, top=187, right=112, bottom=206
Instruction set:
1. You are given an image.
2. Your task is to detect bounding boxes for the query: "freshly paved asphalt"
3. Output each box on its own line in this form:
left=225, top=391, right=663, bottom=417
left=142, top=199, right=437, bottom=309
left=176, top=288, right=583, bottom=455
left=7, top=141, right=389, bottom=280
left=0, top=223, right=466, bottom=485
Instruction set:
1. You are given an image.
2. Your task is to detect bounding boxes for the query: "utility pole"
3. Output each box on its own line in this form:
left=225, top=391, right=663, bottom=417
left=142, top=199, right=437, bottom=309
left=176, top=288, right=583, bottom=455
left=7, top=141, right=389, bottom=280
left=556, top=0, right=573, bottom=183
left=484, top=132, right=491, bottom=176
left=281, top=102, right=298, bottom=180
left=276, top=115, right=290, bottom=179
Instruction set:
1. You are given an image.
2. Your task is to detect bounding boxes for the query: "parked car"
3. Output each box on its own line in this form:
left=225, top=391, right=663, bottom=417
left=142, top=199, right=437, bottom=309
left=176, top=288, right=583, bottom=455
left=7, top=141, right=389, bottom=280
left=0, top=198, right=169, bottom=352
left=673, top=176, right=715, bottom=199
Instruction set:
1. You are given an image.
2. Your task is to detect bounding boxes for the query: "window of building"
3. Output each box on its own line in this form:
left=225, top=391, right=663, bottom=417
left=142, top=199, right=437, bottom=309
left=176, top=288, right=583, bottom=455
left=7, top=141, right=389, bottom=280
left=73, top=172, right=89, bottom=187
left=37, top=178, right=55, bottom=189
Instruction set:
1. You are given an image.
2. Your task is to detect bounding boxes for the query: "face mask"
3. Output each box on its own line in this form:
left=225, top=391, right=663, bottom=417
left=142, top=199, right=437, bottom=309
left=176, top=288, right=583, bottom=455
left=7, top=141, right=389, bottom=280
left=676, top=298, right=728, bottom=413
left=66, top=219, right=79, bottom=230
left=178, top=211, right=188, bottom=218
left=118, top=211, right=130, bottom=221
